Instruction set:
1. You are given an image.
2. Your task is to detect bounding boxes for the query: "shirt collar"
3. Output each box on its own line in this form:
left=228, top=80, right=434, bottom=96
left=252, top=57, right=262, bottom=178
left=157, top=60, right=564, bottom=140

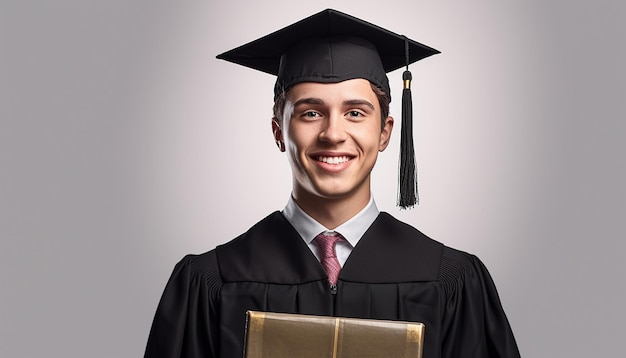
left=282, top=195, right=380, bottom=248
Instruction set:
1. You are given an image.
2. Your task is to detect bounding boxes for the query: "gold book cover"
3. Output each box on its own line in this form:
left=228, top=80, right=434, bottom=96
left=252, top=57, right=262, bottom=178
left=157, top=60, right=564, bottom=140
left=244, top=311, right=424, bottom=358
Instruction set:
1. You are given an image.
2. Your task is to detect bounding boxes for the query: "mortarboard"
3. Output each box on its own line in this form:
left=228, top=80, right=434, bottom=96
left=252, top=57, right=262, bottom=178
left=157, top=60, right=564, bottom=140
left=217, top=9, right=439, bottom=208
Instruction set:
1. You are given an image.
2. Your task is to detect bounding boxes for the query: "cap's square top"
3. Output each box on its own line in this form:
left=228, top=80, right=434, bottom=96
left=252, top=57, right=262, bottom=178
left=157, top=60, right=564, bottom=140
left=217, top=9, right=439, bottom=99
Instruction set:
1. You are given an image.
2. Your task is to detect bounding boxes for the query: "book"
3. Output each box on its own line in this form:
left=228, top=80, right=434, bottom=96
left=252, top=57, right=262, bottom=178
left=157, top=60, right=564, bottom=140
left=244, top=311, right=424, bottom=358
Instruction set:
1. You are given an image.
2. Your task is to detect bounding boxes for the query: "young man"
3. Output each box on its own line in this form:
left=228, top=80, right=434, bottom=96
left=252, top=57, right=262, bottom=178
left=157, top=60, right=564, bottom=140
left=145, top=9, right=520, bottom=358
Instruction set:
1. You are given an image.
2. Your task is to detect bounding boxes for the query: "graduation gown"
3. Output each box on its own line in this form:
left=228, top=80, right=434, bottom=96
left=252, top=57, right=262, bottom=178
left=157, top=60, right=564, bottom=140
left=145, top=212, right=520, bottom=358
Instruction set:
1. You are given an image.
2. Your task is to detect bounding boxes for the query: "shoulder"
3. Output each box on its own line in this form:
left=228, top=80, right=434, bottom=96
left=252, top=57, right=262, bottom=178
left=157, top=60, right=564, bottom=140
left=215, top=211, right=292, bottom=266
left=362, top=212, right=492, bottom=286
left=214, top=211, right=323, bottom=283
left=439, top=246, right=479, bottom=279
left=216, top=211, right=287, bottom=253
left=377, top=211, right=488, bottom=277
left=342, top=213, right=444, bottom=282
left=177, top=250, right=219, bottom=275
left=371, top=212, right=443, bottom=249
left=172, top=250, right=223, bottom=292
left=373, top=212, right=445, bottom=260
left=438, top=245, right=498, bottom=298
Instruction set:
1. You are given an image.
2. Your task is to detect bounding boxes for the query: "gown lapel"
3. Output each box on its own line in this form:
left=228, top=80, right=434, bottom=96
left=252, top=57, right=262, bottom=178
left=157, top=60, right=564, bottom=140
left=216, top=211, right=327, bottom=284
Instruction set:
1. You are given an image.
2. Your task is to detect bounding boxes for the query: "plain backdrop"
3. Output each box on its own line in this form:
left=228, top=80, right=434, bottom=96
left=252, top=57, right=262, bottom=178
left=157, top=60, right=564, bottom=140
left=1, top=1, right=624, bottom=357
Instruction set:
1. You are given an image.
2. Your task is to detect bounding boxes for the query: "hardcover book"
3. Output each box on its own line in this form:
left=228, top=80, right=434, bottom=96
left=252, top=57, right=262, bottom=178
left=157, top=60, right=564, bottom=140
left=244, top=311, right=424, bottom=358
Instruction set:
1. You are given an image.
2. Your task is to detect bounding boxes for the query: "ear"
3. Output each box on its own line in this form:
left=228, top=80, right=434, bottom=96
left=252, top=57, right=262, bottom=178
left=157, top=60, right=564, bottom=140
left=378, top=116, right=394, bottom=151
left=271, top=117, right=286, bottom=152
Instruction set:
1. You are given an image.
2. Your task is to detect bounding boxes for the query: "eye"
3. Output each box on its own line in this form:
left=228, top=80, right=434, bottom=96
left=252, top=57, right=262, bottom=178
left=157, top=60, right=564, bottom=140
left=347, top=110, right=364, bottom=117
left=302, top=110, right=321, bottom=118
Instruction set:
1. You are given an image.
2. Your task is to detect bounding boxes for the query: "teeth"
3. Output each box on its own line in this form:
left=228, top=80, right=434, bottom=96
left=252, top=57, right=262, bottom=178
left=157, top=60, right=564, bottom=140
left=318, top=156, right=350, bottom=164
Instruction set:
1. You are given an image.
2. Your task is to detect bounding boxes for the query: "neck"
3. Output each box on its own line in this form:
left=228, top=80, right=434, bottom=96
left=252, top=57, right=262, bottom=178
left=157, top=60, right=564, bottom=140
left=292, top=188, right=371, bottom=230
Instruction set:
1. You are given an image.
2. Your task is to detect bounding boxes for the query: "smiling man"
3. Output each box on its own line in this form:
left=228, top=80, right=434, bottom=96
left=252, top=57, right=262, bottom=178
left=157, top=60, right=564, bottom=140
left=275, top=79, right=393, bottom=229
left=145, top=9, right=520, bottom=358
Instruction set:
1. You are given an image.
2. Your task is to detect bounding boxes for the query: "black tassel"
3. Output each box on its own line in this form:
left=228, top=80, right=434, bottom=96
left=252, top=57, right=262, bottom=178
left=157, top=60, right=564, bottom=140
left=398, top=69, right=418, bottom=208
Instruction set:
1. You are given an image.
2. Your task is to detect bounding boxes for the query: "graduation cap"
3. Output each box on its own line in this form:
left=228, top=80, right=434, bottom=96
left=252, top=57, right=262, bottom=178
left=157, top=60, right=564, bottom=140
left=217, top=9, right=439, bottom=208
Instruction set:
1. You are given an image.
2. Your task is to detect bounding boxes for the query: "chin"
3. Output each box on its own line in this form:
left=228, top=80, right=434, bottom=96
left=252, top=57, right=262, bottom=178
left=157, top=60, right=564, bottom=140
left=311, top=182, right=366, bottom=201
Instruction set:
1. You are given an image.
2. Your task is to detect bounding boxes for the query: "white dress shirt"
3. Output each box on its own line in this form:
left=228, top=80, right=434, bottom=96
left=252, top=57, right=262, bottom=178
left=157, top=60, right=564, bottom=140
left=281, top=196, right=380, bottom=267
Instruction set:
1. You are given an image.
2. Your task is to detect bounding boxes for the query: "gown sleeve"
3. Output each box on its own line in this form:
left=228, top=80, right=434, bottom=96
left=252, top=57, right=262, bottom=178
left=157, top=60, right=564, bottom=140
left=144, top=251, right=223, bottom=358
left=439, top=249, right=521, bottom=358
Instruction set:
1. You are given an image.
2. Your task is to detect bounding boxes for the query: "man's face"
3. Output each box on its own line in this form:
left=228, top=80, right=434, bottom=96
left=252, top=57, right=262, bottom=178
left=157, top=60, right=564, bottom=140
left=273, top=78, right=393, bottom=208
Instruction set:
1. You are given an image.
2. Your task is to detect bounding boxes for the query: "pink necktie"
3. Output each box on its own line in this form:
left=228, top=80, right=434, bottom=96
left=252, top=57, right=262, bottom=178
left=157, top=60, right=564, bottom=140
left=313, top=232, right=343, bottom=286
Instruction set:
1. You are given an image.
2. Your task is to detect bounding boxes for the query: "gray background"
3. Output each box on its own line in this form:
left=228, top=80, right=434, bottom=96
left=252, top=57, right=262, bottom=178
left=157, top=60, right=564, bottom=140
left=1, top=0, right=624, bottom=357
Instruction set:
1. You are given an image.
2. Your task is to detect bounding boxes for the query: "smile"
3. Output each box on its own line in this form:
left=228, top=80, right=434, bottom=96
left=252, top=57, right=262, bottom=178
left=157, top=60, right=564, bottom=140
left=316, top=156, right=351, bottom=164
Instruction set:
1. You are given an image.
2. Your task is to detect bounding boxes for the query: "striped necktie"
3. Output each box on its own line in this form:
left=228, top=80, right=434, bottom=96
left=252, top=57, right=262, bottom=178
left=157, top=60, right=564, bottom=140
left=313, top=232, right=343, bottom=286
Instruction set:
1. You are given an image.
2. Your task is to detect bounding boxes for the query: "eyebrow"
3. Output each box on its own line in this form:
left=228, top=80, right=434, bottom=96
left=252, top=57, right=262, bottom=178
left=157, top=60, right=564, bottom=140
left=292, top=98, right=375, bottom=110
left=343, top=99, right=375, bottom=110
left=292, top=98, right=324, bottom=107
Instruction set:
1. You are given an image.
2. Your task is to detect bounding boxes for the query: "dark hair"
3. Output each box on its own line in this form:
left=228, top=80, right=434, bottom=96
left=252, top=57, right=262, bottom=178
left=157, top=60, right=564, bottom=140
left=273, top=82, right=391, bottom=129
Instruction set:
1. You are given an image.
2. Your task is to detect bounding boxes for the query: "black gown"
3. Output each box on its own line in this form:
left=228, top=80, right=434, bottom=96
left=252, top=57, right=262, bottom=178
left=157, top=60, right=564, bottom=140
left=145, top=211, right=520, bottom=357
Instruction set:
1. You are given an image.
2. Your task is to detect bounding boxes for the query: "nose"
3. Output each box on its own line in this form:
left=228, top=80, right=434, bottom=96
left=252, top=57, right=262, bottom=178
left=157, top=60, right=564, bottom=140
left=318, top=113, right=347, bottom=144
